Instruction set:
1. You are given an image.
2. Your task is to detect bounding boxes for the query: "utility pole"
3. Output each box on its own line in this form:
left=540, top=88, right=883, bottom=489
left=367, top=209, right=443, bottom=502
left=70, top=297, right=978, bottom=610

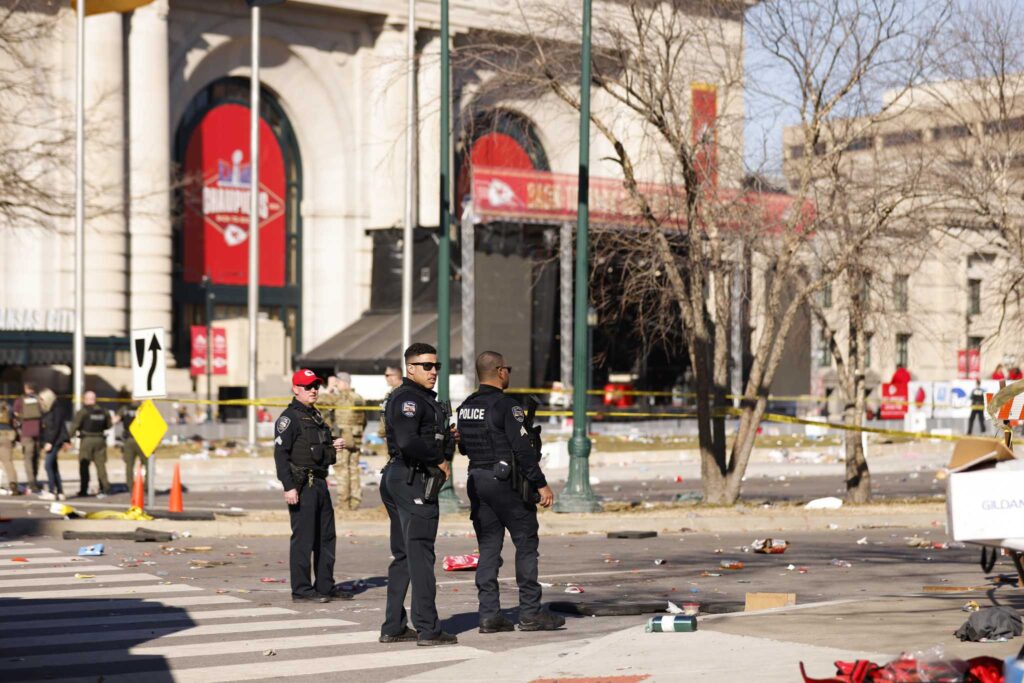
left=555, top=0, right=600, bottom=513
left=402, top=0, right=416, bottom=353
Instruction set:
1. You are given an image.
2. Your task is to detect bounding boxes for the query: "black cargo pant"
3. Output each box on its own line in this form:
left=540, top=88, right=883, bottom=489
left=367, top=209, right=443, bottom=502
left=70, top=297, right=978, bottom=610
left=468, top=468, right=541, bottom=620
left=380, top=458, right=441, bottom=640
left=288, top=477, right=336, bottom=598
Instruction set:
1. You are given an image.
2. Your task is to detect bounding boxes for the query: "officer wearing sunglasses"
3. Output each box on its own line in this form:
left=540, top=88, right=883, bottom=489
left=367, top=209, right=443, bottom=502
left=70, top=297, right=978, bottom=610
left=378, top=343, right=457, bottom=647
left=455, top=350, right=562, bottom=634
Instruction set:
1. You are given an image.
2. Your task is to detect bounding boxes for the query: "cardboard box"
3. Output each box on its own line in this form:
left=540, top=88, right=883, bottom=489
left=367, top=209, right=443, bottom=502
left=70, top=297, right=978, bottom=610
left=947, top=468, right=1024, bottom=541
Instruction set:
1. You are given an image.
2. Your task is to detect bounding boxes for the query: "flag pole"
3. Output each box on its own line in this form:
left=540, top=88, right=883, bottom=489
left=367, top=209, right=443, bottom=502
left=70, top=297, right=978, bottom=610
left=73, top=0, right=86, bottom=413
left=246, top=4, right=261, bottom=450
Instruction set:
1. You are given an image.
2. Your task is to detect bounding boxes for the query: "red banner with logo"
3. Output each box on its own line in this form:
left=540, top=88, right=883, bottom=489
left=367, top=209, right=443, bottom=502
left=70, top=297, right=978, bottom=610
left=691, top=83, right=718, bottom=188
left=182, top=103, right=286, bottom=286
left=471, top=166, right=811, bottom=230
left=190, top=325, right=227, bottom=377
left=880, top=382, right=909, bottom=420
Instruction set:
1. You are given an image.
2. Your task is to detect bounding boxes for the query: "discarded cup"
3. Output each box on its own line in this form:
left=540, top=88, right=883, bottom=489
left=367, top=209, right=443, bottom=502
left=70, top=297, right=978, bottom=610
left=830, top=559, right=852, bottom=568
left=645, top=615, right=697, bottom=632
left=719, top=560, right=744, bottom=570
left=682, top=602, right=700, bottom=616
left=564, top=585, right=584, bottom=594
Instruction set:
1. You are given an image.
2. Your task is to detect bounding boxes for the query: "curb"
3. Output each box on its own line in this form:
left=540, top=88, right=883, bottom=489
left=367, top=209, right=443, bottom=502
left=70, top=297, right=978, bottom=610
left=4, top=504, right=946, bottom=538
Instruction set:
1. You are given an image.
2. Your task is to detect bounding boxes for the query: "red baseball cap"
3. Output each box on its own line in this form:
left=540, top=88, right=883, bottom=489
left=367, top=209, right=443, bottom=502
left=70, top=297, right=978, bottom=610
left=291, top=368, right=322, bottom=387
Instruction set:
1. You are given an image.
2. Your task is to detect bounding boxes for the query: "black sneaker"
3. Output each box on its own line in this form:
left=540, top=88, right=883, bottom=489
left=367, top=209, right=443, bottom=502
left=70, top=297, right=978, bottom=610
left=330, top=587, right=355, bottom=600
left=292, top=594, right=331, bottom=604
left=379, top=627, right=418, bottom=643
left=479, top=615, right=515, bottom=633
left=417, top=631, right=458, bottom=646
left=518, top=611, right=565, bottom=631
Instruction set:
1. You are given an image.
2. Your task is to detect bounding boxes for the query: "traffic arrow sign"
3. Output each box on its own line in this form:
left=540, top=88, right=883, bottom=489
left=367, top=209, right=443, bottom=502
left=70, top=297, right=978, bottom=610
left=131, top=327, right=167, bottom=399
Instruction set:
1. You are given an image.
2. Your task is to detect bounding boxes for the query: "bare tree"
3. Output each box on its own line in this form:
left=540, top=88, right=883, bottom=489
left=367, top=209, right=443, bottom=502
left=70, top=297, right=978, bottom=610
left=457, top=0, right=946, bottom=504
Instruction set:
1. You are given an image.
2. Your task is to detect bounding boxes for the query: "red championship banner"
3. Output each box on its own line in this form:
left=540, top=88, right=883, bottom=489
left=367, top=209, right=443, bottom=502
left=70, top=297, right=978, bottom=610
left=471, top=166, right=812, bottom=230
left=190, top=325, right=227, bottom=377
left=957, top=349, right=981, bottom=380
left=691, top=82, right=718, bottom=188
left=182, top=103, right=286, bottom=286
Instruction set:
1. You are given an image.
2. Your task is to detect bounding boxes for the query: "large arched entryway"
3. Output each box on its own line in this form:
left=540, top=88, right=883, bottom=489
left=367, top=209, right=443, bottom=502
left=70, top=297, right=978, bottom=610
left=171, top=77, right=303, bottom=374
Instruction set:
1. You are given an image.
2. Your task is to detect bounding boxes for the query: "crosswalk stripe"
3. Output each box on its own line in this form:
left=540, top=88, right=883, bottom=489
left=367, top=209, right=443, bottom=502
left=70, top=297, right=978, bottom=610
left=61, top=646, right=491, bottom=683
left=0, top=564, right=122, bottom=577
left=0, top=606, right=298, bottom=631
left=0, top=618, right=357, bottom=649
left=1, top=556, right=93, bottom=566
left=0, top=582, right=200, bottom=600
left=0, top=594, right=246, bottom=617
left=0, top=541, right=35, bottom=547
left=0, top=572, right=161, bottom=589
left=3, top=630, right=383, bottom=670
left=0, top=547, right=59, bottom=556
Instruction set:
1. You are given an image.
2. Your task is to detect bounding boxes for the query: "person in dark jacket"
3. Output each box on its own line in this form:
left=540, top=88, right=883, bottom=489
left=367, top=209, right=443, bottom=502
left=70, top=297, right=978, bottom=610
left=38, top=389, right=68, bottom=501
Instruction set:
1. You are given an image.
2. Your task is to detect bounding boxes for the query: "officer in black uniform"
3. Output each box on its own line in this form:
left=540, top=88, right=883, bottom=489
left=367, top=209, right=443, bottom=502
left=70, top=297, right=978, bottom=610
left=456, top=350, right=564, bottom=633
left=379, top=343, right=457, bottom=646
left=275, top=369, right=349, bottom=603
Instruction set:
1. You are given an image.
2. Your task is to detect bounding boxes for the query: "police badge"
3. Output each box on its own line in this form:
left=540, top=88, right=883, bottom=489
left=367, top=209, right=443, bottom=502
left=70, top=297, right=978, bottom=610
left=276, top=416, right=291, bottom=433
left=511, top=405, right=525, bottom=423
left=402, top=401, right=417, bottom=417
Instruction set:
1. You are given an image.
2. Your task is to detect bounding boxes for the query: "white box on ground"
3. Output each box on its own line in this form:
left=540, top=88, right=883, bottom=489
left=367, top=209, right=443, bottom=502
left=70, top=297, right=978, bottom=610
left=947, top=469, right=1024, bottom=541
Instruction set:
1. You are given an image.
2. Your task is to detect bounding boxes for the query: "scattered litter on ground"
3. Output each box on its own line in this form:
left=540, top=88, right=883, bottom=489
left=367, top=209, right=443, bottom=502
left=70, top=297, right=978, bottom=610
left=184, top=546, right=213, bottom=553
left=646, top=615, right=697, bottom=632
left=442, top=554, right=479, bottom=571
left=189, top=560, right=232, bottom=569
left=10, top=557, right=28, bottom=563
left=260, top=577, right=286, bottom=583
left=955, top=606, right=1023, bottom=642
left=77, top=544, right=104, bottom=556
left=962, top=600, right=981, bottom=612
left=73, top=573, right=95, bottom=579
left=752, top=539, right=788, bottom=554
left=607, top=530, right=658, bottom=539
left=654, top=559, right=666, bottom=565
left=719, top=560, right=744, bottom=570
left=830, top=559, right=852, bottom=568
left=667, top=600, right=683, bottom=614
left=856, top=537, right=868, bottom=545
left=804, top=496, right=843, bottom=510
left=564, top=585, right=584, bottom=594
left=700, top=571, right=721, bottom=577
left=262, top=649, right=276, bottom=657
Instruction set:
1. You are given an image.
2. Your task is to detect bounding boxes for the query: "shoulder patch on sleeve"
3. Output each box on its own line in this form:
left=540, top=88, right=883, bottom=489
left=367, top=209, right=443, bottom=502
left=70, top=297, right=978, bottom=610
left=276, top=416, right=291, bottom=433
left=401, top=401, right=417, bottom=418
left=274, top=436, right=283, bottom=445
left=511, top=405, right=525, bottom=423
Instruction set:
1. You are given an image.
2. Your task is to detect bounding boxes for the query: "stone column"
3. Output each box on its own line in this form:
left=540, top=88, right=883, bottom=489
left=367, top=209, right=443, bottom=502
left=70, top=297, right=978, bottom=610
left=366, top=20, right=408, bottom=229
left=417, top=32, right=441, bottom=227
left=127, top=0, right=172, bottom=340
left=84, top=12, right=126, bottom=336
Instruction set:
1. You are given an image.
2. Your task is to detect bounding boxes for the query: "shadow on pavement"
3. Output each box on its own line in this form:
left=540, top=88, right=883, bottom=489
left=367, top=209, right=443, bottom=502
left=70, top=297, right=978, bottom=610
left=0, top=597, right=195, bottom=682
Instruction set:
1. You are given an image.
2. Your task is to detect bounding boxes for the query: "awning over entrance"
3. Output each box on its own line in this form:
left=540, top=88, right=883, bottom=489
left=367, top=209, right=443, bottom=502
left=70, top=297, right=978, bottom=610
left=299, top=310, right=463, bottom=375
left=0, top=333, right=128, bottom=367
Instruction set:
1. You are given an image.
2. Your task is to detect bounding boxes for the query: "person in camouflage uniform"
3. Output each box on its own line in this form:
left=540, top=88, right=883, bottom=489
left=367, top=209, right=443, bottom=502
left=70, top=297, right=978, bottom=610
left=0, top=400, right=17, bottom=494
left=332, top=372, right=366, bottom=510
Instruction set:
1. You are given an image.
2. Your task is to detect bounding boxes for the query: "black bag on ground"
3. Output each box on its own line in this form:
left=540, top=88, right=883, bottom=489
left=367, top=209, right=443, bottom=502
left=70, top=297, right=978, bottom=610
left=954, top=606, right=1023, bottom=641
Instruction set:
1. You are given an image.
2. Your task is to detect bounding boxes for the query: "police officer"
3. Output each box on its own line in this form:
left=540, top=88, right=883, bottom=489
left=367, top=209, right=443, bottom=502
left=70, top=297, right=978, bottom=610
left=275, top=369, right=349, bottom=603
left=118, top=401, right=148, bottom=490
left=456, top=350, right=564, bottom=633
left=379, top=343, right=457, bottom=646
left=71, top=391, right=112, bottom=497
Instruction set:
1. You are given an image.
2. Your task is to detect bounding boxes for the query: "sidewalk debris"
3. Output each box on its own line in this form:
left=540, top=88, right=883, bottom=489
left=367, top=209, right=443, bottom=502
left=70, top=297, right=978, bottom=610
left=78, top=544, right=104, bottom=556
left=260, top=577, right=286, bottom=583
left=10, top=557, right=28, bottom=563
left=73, top=573, right=96, bottom=579
left=719, top=560, right=744, bottom=570
left=654, top=558, right=666, bottom=565
left=955, top=606, right=1023, bottom=642
left=442, top=554, right=479, bottom=571
left=262, top=649, right=276, bottom=657
left=645, top=615, right=697, bottom=632
left=830, top=559, right=853, bottom=568
left=961, top=600, right=980, bottom=612
left=804, top=496, right=843, bottom=510
left=856, top=537, right=868, bottom=545
left=607, top=530, right=657, bottom=539
left=752, top=538, right=789, bottom=554
left=564, top=585, right=584, bottom=594
left=745, top=592, right=796, bottom=612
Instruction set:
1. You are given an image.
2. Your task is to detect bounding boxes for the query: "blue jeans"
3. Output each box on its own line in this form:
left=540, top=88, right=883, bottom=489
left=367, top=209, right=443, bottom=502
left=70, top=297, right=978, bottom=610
left=44, top=441, right=65, bottom=494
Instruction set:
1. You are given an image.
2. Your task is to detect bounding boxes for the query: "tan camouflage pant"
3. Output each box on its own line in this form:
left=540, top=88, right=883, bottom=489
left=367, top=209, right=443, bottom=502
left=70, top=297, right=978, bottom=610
left=335, top=450, right=362, bottom=510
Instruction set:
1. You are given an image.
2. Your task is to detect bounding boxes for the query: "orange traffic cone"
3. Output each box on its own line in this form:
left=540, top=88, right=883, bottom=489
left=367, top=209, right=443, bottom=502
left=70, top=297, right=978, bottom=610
left=130, top=466, right=145, bottom=510
left=168, top=462, right=183, bottom=513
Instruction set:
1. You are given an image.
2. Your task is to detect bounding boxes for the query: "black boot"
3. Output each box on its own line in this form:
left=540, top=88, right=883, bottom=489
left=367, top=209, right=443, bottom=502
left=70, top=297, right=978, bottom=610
left=479, top=614, right=515, bottom=633
left=519, top=610, right=565, bottom=631
left=417, top=631, right=458, bottom=646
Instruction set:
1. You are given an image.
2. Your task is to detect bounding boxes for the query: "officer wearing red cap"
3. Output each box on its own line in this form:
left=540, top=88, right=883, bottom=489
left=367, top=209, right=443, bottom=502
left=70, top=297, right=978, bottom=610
left=275, top=369, right=349, bottom=603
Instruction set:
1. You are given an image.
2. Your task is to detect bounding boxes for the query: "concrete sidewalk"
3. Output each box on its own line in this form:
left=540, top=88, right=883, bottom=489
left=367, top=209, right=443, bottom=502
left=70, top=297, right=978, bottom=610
left=398, top=592, right=1021, bottom=682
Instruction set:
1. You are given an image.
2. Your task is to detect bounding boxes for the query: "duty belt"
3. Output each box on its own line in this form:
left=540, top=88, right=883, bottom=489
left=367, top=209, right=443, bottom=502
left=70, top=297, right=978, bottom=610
left=467, top=461, right=500, bottom=470
left=289, top=465, right=328, bottom=489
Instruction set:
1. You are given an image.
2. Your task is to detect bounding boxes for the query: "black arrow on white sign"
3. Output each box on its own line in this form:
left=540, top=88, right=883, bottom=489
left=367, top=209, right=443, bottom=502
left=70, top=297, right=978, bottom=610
left=147, top=335, right=162, bottom=392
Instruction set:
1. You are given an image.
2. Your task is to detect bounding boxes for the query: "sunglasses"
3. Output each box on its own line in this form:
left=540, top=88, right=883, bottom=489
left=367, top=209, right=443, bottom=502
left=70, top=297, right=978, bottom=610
left=409, top=362, right=443, bottom=371
left=297, top=383, right=321, bottom=391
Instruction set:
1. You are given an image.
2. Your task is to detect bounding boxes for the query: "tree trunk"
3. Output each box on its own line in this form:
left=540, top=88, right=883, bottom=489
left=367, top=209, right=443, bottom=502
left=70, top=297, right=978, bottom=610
left=843, top=408, right=872, bottom=503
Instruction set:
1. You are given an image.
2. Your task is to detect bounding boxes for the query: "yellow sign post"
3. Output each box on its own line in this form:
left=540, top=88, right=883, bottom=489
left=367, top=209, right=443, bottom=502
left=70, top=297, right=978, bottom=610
left=129, top=399, right=168, bottom=459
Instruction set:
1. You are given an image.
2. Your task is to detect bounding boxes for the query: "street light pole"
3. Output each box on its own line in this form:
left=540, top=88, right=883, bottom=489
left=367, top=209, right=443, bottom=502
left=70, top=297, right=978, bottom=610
left=436, top=0, right=451, bottom=403
left=246, top=2, right=262, bottom=451
left=72, top=0, right=85, bottom=414
left=402, top=0, right=417, bottom=354
left=555, top=0, right=600, bottom=513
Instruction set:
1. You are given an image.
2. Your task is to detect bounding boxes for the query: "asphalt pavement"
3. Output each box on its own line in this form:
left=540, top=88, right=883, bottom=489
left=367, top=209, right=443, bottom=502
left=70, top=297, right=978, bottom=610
left=1, top=525, right=1018, bottom=682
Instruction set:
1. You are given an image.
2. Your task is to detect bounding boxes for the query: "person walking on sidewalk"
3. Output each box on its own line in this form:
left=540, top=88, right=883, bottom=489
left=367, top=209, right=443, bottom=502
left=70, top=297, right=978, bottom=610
left=333, top=372, right=366, bottom=511
left=456, top=350, right=563, bottom=634
left=12, top=383, right=43, bottom=493
left=274, top=369, right=350, bottom=604
left=379, top=343, right=457, bottom=647
left=0, top=400, right=18, bottom=495
left=968, top=379, right=987, bottom=435
left=71, top=391, right=112, bottom=497
left=38, top=389, right=68, bottom=501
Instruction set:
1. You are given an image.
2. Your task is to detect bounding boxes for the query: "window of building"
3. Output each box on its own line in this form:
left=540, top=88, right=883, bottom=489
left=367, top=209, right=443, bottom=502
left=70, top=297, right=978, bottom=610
left=968, top=252, right=996, bottom=269
left=894, top=274, right=908, bottom=312
left=813, top=141, right=827, bottom=156
left=821, top=281, right=832, bottom=309
left=896, top=333, right=911, bottom=368
left=983, top=116, right=1024, bottom=136
left=818, top=328, right=831, bottom=367
left=845, top=136, right=873, bottom=151
left=932, top=123, right=971, bottom=141
left=865, top=333, right=873, bottom=368
left=968, top=278, right=981, bottom=315
left=882, top=130, right=923, bottom=147
left=968, top=336, right=984, bottom=351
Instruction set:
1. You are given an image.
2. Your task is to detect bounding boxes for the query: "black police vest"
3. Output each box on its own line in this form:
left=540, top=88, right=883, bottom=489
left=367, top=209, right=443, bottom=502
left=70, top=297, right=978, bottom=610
left=289, top=406, right=335, bottom=468
left=384, top=385, right=443, bottom=460
left=457, top=390, right=513, bottom=465
left=81, top=407, right=108, bottom=436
